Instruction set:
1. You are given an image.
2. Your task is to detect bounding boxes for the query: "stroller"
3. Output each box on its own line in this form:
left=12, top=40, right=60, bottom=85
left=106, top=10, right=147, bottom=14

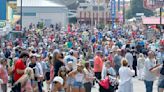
left=96, top=76, right=119, bottom=92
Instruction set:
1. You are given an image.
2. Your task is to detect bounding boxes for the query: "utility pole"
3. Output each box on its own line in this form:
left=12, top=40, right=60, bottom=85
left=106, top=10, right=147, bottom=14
left=123, top=0, right=125, bottom=24
left=160, top=8, right=162, bottom=25
left=98, top=0, right=100, bottom=26
left=20, top=0, right=23, bottom=31
left=160, top=7, right=162, bottom=34
left=91, top=3, right=93, bottom=30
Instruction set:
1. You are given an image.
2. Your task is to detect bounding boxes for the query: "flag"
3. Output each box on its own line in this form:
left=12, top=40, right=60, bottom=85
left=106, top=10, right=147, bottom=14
left=118, top=0, right=120, bottom=11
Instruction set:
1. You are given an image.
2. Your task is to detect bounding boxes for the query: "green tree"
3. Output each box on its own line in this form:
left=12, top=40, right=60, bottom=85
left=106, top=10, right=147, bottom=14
left=126, top=0, right=154, bottom=19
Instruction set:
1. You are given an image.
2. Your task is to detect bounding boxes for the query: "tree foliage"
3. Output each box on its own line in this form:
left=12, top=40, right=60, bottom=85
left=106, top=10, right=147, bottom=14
left=126, top=0, right=154, bottom=19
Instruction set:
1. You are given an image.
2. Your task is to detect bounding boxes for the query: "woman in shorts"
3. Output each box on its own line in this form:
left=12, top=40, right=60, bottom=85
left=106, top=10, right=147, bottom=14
left=151, top=60, right=164, bottom=92
left=68, top=62, right=85, bottom=92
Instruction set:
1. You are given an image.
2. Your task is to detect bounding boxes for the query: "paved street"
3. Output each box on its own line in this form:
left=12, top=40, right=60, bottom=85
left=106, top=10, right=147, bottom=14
left=91, top=78, right=158, bottom=92
left=8, top=78, right=158, bottom=92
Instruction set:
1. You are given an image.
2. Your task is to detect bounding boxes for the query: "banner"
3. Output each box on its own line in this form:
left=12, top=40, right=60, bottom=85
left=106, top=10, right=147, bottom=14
left=0, top=0, right=7, bottom=20
left=110, top=0, right=116, bottom=29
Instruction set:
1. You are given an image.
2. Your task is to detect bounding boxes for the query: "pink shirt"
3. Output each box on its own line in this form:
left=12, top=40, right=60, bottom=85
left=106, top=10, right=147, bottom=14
left=108, top=55, right=115, bottom=67
left=0, top=65, right=8, bottom=84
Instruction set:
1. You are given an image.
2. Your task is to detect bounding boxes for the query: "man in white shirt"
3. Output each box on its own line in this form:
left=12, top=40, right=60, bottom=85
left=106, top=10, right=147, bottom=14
left=35, top=54, right=44, bottom=92
left=143, top=51, right=157, bottom=92
left=64, top=50, right=77, bottom=69
left=125, top=49, right=133, bottom=68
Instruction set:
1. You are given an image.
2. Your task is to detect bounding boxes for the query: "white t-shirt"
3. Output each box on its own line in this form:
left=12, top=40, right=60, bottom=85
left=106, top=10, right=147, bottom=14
left=119, top=67, right=135, bottom=85
left=125, top=52, right=134, bottom=68
left=143, top=58, right=157, bottom=81
left=35, top=62, right=44, bottom=78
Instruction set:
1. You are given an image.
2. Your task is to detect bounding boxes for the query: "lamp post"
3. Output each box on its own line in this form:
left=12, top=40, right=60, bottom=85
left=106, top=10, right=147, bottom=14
left=160, top=8, right=162, bottom=25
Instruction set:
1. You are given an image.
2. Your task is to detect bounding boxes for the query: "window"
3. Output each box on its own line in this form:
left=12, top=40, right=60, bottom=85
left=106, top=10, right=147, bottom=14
left=23, top=13, right=36, bottom=16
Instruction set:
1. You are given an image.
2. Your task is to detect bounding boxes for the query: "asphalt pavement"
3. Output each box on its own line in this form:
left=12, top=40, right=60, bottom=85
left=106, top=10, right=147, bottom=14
left=8, top=78, right=158, bottom=92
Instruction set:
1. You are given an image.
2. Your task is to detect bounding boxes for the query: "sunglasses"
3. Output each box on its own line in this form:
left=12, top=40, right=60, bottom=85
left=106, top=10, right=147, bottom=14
left=53, top=81, right=59, bottom=84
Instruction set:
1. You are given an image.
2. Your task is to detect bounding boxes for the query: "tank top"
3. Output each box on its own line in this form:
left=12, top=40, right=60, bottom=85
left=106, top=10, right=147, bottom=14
left=74, top=72, right=84, bottom=82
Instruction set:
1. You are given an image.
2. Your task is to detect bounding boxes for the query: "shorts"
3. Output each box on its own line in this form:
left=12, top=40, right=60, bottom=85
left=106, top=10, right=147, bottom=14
left=73, top=81, right=84, bottom=88
left=45, top=72, right=50, bottom=80
left=158, top=79, right=164, bottom=88
left=67, top=77, right=74, bottom=86
left=95, top=72, right=101, bottom=80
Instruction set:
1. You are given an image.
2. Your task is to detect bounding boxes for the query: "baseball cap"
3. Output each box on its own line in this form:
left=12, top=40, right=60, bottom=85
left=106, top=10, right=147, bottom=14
left=53, top=76, right=64, bottom=85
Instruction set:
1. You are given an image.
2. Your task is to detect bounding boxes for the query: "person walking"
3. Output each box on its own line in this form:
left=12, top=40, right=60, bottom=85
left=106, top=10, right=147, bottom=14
left=83, top=61, right=95, bottom=92
left=68, top=63, right=86, bottom=92
left=150, top=60, right=164, bottom=92
left=53, top=50, right=65, bottom=77
left=0, top=58, right=8, bottom=92
left=143, top=51, right=157, bottom=92
left=12, top=51, right=29, bottom=91
left=94, top=51, right=103, bottom=80
left=137, top=53, right=145, bottom=80
left=35, top=54, right=44, bottom=92
left=28, top=54, right=38, bottom=91
left=113, top=49, right=122, bottom=76
left=125, top=49, right=133, bottom=68
left=118, top=58, right=135, bottom=92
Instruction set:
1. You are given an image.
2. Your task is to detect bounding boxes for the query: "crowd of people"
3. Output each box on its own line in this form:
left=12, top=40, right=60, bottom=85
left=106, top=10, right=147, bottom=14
left=0, top=22, right=163, bottom=92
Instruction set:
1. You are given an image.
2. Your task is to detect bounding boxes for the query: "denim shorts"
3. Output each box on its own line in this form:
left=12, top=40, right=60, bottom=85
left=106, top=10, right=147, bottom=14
left=67, top=77, right=74, bottom=86
left=73, top=81, right=84, bottom=88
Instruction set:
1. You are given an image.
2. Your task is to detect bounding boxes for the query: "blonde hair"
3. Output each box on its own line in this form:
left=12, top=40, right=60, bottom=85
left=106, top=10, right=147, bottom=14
left=121, top=58, right=128, bottom=66
left=24, top=67, right=34, bottom=79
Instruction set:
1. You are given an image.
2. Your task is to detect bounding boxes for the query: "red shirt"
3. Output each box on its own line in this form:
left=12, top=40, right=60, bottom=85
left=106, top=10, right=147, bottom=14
left=14, top=59, right=26, bottom=81
left=94, top=56, right=103, bottom=72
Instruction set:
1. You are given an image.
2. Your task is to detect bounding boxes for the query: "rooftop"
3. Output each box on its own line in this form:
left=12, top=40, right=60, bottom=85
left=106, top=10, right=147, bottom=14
left=17, top=0, right=65, bottom=7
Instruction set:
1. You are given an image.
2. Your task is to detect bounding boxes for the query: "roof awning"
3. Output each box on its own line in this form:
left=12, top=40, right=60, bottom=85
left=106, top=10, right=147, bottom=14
left=17, top=0, right=66, bottom=8
left=142, top=17, right=164, bottom=24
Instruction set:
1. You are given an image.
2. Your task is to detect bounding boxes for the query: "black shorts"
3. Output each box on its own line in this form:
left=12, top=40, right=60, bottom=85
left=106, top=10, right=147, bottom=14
left=159, top=79, right=164, bottom=88
left=45, top=72, right=50, bottom=80
left=95, top=72, right=101, bottom=80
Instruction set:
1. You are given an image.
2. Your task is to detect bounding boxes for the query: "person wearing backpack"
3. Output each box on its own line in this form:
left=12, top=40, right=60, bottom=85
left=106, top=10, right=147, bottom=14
left=151, top=60, right=164, bottom=92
